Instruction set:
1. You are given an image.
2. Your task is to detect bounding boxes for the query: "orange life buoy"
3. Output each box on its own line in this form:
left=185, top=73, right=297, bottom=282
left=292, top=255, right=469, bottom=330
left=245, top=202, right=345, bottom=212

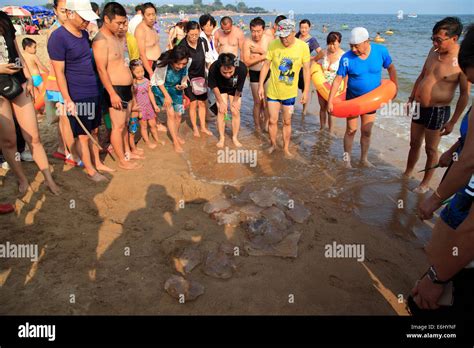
left=34, top=72, right=48, bottom=111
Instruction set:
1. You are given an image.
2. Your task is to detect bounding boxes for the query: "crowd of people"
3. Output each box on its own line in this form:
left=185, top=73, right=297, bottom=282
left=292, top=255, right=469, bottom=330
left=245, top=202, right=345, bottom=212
left=0, top=0, right=473, bottom=315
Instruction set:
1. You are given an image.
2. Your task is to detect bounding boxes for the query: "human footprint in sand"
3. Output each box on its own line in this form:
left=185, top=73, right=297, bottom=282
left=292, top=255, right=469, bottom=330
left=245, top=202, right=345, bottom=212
left=151, top=45, right=190, bottom=153
left=130, top=60, right=164, bottom=150
left=208, top=53, right=248, bottom=148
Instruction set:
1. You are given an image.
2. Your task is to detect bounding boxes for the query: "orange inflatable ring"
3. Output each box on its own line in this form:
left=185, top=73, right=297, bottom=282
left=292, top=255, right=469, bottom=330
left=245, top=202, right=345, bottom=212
left=332, top=80, right=397, bottom=118
left=311, top=63, right=345, bottom=101
left=34, top=72, right=48, bottom=111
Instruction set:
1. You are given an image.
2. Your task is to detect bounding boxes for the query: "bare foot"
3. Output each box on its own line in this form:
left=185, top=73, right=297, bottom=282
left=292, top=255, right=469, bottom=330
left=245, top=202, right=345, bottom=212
left=174, top=144, right=184, bottom=153
left=216, top=139, right=225, bottom=148
left=18, top=181, right=30, bottom=195
left=413, top=185, right=430, bottom=194
left=177, top=137, right=185, bottom=145
left=87, top=172, right=109, bottom=182
left=129, top=152, right=146, bottom=160
left=193, top=129, right=201, bottom=137
left=119, top=161, right=141, bottom=170
left=201, top=128, right=213, bottom=136
left=284, top=149, right=294, bottom=158
left=360, top=160, right=375, bottom=168
left=134, top=147, right=145, bottom=155
left=344, top=160, right=353, bottom=169
left=45, top=180, right=61, bottom=195
left=146, top=142, right=158, bottom=149
left=157, top=123, right=167, bottom=132
left=267, top=145, right=277, bottom=155
left=96, top=164, right=116, bottom=173
left=402, top=171, right=414, bottom=180
left=232, top=138, right=243, bottom=147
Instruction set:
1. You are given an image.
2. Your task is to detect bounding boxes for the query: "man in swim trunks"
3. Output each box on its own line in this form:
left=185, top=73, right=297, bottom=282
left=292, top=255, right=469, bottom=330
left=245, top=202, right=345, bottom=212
left=242, top=17, right=271, bottom=132
left=411, top=26, right=474, bottom=315
left=328, top=27, right=398, bottom=168
left=49, top=0, right=113, bottom=182
left=134, top=2, right=166, bottom=132
left=93, top=2, right=140, bottom=170
left=214, top=16, right=245, bottom=57
left=404, top=17, right=471, bottom=193
left=258, top=19, right=311, bottom=157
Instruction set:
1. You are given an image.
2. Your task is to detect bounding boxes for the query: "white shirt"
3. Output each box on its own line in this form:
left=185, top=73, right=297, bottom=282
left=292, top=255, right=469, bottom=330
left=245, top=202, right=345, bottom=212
left=128, top=14, right=143, bottom=35
left=200, top=31, right=219, bottom=64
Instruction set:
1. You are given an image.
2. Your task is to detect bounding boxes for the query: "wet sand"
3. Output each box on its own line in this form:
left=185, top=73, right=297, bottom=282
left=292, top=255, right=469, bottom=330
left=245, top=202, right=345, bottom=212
left=0, top=34, right=440, bottom=315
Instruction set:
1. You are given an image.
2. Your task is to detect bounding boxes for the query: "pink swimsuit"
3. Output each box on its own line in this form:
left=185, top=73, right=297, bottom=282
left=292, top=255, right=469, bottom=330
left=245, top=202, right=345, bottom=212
left=134, top=78, right=155, bottom=121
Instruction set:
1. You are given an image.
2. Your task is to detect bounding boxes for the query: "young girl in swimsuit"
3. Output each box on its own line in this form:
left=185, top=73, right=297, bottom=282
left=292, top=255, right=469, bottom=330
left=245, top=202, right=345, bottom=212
left=318, top=32, right=345, bottom=131
left=130, top=59, right=163, bottom=149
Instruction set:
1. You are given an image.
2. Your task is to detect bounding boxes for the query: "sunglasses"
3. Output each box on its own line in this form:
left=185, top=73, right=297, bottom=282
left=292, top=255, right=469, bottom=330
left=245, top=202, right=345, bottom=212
left=431, top=36, right=452, bottom=44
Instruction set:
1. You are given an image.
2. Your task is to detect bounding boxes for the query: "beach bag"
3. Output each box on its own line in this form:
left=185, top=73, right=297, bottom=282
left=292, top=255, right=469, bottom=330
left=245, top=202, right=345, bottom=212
left=190, top=77, right=207, bottom=95
left=0, top=74, right=23, bottom=100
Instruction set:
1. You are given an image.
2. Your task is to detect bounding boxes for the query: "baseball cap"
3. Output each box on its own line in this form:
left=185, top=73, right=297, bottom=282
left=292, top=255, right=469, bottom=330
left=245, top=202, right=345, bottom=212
left=350, top=27, right=369, bottom=45
left=65, top=0, right=99, bottom=22
left=275, top=19, right=296, bottom=38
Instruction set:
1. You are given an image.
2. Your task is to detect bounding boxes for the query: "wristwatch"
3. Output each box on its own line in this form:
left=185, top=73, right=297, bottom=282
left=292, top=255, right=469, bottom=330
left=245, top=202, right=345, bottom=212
left=426, top=265, right=450, bottom=284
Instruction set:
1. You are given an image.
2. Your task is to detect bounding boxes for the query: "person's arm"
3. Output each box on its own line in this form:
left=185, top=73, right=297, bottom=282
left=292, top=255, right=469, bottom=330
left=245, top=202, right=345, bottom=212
left=327, top=75, right=343, bottom=114
left=419, top=106, right=474, bottom=220
left=34, top=55, right=48, bottom=73
left=13, top=40, right=34, bottom=98
left=312, top=47, right=324, bottom=61
left=214, top=30, right=221, bottom=54
left=238, top=28, right=245, bottom=53
left=92, top=33, right=122, bottom=110
left=387, top=63, right=398, bottom=97
left=135, top=25, right=153, bottom=77
left=438, top=140, right=461, bottom=167
left=213, top=87, right=227, bottom=115
left=258, top=59, right=270, bottom=101
left=408, top=49, right=431, bottom=104
left=242, top=40, right=264, bottom=68
left=51, top=60, right=75, bottom=114
left=441, top=74, right=471, bottom=136
left=148, top=84, right=160, bottom=113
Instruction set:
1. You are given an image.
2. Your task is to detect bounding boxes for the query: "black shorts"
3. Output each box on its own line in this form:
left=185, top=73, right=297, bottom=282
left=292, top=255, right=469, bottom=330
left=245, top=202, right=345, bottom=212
left=184, top=86, right=208, bottom=102
left=412, top=105, right=451, bottom=130
left=67, top=96, right=101, bottom=138
left=249, top=69, right=270, bottom=84
left=103, top=85, right=133, bottom=109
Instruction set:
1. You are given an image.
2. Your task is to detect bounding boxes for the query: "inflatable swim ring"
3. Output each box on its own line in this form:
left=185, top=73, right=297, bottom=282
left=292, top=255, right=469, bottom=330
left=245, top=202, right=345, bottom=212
left=374, top=37, right=385, bottom=43
left=332, top=80, right=397, bottom=118
left=311, top=63, right=345, bottom=101
left=385, top=30, right=394, bottom=35
left=34, top=72, right=48, bottom=111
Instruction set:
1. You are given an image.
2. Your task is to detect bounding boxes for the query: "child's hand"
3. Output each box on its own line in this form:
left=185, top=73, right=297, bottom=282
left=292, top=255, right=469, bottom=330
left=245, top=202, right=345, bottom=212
left=176, top=84, right=185, bottom=91
left=154, top=105, right=160, bottom=113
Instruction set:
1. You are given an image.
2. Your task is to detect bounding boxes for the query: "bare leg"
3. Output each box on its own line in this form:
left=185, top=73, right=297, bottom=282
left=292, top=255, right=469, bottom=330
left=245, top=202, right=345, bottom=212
left=266, top=101, right=281, bottom=154
left=91, top=128, right=116, bottom=172
left=216, top=94, right=228, bottom=148
left=139, top=119, right=156, bottom=149
left=404, top=122, right=425, bottom=178
left=282, top=105, right=293, bottom=157
left=0, top=98, right=29, bottom=193
left=318, top=95, right=327, bottom=130
left=250, top=82, right=262, bottom=132
left=109, top=107, right=138, bottom=169
left=417, top=128, right=442, bottom=192
left=198, top=100, right=212, bottom=135
left=343, top=116, right=358, bottom=168
left=360, top=113, right=375, bottom=167
left=12, top=87, right=60, bottom=195
left=229, top=94, right=242, bottom=147
left=166, top=107, right=183, bottom=152
left=189, top=100, right=200, bottom=137
left=148, top=118, right=163, bottom=145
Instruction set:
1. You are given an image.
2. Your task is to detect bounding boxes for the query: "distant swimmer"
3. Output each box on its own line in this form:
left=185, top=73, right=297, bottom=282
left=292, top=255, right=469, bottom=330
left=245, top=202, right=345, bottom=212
left=404, top=17, right=471, bottom=193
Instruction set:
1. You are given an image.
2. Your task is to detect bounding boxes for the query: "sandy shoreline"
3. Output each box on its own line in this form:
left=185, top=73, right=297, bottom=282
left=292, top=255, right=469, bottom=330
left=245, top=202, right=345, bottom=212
left=0, top=34, right=438, bottom=315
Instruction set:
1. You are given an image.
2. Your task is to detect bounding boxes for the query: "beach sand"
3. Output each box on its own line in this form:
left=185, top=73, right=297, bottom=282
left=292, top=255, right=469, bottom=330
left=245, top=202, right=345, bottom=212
left=0, top=34, right=439, bottom=315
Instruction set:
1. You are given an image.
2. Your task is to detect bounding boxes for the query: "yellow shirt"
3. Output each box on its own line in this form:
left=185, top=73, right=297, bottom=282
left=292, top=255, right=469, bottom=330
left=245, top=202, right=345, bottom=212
left=265, top=38, right=311, bottom=100
left=126, top=32, right=140, bottom=61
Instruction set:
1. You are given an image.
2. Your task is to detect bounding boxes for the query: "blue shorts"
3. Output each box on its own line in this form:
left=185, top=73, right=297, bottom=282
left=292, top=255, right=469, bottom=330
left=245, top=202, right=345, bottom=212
left=128, top=117, right=139, bottom=134
left=152, top=86, right=184, bottom=114
left=32, top=74, right=43, bottom=87
left=267, top=97, right=296, bottom=106
left=46, top=90, right=64, bottom=104
left=440, top=190, right=473, bottom=230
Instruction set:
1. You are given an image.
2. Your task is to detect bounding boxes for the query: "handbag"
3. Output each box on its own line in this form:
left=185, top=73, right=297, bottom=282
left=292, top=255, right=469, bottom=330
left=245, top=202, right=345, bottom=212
left=0, top=74, right=23, bottom=100
left=190, top=76, right=207, bottom=95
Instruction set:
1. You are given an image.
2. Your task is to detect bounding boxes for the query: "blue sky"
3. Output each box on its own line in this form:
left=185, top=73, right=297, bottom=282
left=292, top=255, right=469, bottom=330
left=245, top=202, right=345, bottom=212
left=1, top=0, right=473, bottom=14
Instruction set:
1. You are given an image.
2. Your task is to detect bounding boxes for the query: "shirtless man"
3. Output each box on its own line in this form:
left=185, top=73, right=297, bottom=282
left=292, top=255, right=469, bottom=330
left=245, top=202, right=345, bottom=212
left=214, top=16, right=244, bottom=57
left=242, top=17, right=271, bottom=132
left=404, top=17, right=471, bottom=193
left=264, top=15, right=287, bottom=40
left=93, top=2, right=140, bottom=170
left=134, top=2, right=166, bottom=131
left=134, top=2, right=161, bottom=79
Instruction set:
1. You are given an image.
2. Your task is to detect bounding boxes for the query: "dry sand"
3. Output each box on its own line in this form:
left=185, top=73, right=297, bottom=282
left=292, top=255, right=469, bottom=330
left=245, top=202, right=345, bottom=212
left=0, top=34, right=438, bottom=315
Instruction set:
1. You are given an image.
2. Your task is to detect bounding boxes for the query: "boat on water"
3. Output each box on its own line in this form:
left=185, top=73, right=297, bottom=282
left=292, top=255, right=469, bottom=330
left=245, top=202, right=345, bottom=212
left=408, top=13, right=418, bottom=18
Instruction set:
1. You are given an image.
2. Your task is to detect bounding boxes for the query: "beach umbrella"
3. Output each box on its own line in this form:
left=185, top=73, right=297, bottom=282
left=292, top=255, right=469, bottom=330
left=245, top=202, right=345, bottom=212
left=1, top=6, right=31, bottom=17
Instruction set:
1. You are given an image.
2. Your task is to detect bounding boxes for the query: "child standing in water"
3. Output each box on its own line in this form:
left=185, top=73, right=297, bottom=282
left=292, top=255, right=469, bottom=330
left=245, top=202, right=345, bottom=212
left=130, top=59, right=163, bottom=149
